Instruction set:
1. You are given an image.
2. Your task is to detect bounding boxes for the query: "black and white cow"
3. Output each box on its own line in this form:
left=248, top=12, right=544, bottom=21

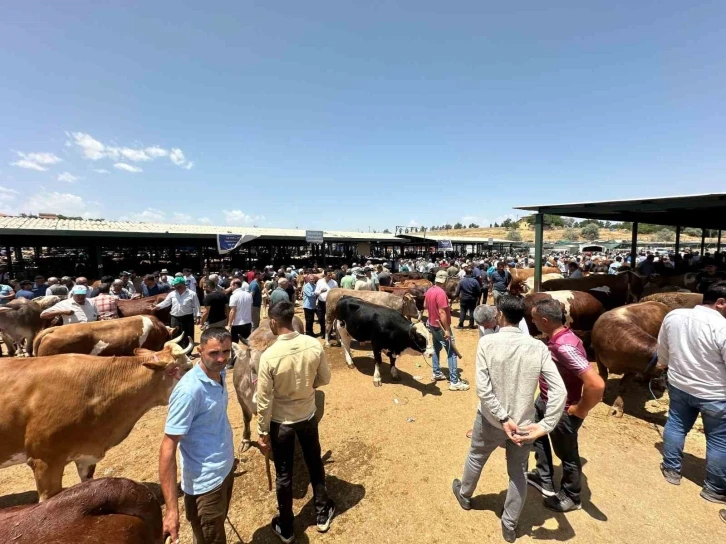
left=334, top=296, right=433, bottom=387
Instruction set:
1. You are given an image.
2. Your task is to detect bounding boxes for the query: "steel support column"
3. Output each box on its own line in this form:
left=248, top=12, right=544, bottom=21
left=718, top=230, right=722, bottom=253
left=533, top=213, right=544, bottom=292
left=5, top=246, right=12, bottom=277
left=701, top=228, right=707, bottom=255
left=674, top=226, right=681, bottom=255
left=630, top=222, right=639, bottom=268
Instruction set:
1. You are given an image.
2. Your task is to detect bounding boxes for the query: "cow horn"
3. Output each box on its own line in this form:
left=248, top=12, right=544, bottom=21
left=169, top=332, right=184, bottom=344
left=181, top=342, right=194, bottom=355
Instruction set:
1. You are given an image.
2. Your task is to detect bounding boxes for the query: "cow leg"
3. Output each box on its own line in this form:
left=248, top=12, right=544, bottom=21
left=335, top=321, right=355, bottom=368
left=28, top=457, right=64, bottom=501
left=596, top=359, right=609, bottom=382
left=611, top=373, right=636, bottom=418
left=25, top=332, right=36, bottom=357
left=389, top=353, right=401, bottom=382
left=239, top=402, right=253, bottom=454
left=373, top=349, right=383, bottom=387
left=75, top=459, right=97, bottom=482
left=1, top=331, right=16, bottom=357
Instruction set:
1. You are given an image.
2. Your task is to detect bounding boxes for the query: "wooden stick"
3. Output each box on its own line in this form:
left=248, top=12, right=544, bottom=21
left=265, top=450, right=273, bottom=491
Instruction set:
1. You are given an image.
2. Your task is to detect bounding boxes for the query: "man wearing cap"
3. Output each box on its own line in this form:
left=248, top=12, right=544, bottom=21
left=158, top=269, right=172, bottom=292
left=41, top=285, right=99, bottom=325
left=119, top=271, right=136, bottom=296
left=155, top=276, right=201, bottom=349
left=354, top=270, right=373, bottom=291
left=425, top=270, right=469, bottom=391
left=15, top=280, right=35, bottom=300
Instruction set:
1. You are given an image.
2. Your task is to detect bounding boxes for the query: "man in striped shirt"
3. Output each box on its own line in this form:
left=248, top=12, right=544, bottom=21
left=527, top=298, right=605, bottom=513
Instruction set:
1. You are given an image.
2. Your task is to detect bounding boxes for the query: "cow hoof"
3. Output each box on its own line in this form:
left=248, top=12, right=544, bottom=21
left=324, top=342, right=330, bottom=347
left=610, top=406, right=624, bottom=418
left=239, top=440, right=252, bottom=454
left=391, top=372, right=401, bottom=382
left=346, top=362, right=355, bottom=369
left=373, top=379, right=382, bottom=387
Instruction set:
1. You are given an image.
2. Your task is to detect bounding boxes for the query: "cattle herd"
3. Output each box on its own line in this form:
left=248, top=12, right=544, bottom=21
left=0, top=257, right=712, bottom=542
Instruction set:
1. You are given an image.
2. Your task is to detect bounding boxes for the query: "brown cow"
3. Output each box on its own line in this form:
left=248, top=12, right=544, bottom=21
left=641, top=292, right=703, bottom=311
left=390, top=272, right=427, bottom=283
left=232, top=317, right=304, bottom=453
left=541, top=271, right=643, bottom=309
left=0, top=296, right=60, bottom=356
left=591, top=301, right=669, bottom=417
left=379, top=285, right=427, bottom=311
left=509, top=266, right=561, bottom=279
left=324, top=288, right=420, bottom=346
left=117, top=294, right=170, bottom=325
left=33, top=315, right=176, bottom=357
left=0, top=478, right=163, bottom=544
left=509, top=273, right=563, bottom=296
left=523, top=291, right=605, bottom=347
left=399, top=279, right=433, bottom=289
left=0, top=340, right=193, bottom=500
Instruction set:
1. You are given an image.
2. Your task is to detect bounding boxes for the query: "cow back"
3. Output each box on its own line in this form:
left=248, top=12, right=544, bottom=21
left=117, top=294, right=170, bottom=325
left=334, top=296, right=412, bottom=352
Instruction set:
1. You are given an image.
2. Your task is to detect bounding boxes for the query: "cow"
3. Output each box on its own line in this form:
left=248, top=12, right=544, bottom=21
left=509, top=266, right=561, bottom=280
left=0, top=296, right=60, bottom=357
left=379, top=285, right=427, bottom=311
left=324, top=288, right=420, bottom=346
left=33, top=315, right=176, bottom=357
left=398, top=279, right=433, bottom=289
left=509, top=273, right=563, bottom=296
left=117, top=294, right=171, bottom=325
left=442, top=277, right=460, bottom=301
left=641, top=273, right=698, bottom=296
left=333, top=296, right=433, bottom=387
left=232, top=317, right=304, bottom=454
left=591, top=301, right=670, bottom=417
left=541, top=271, right=644, bottom=309
left=641, top=292, right=703, bottom=311
left=523, top=291, right=605, bottom=355
left=0, top=478, right=163, bottom=544
left=0, top=340, right=193, bottom=500
left=390, top=272, right=427, bottom=283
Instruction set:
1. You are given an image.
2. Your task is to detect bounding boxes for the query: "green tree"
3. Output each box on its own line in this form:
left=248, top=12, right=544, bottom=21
left=501, top=218, right=513, bottom=228
left=468, top=222, right=479, bottom=228
left=505, top=229, right=522, bottom=241
left=656, top=228, right=675, bottom=242
left=683, top=227, right=702, bottom=237
left=383, top=228, right=391, bottom=233
left=581, top=223, right=600, bottom=241
left=563, top=228, right=579, bottom=242
left=453, top=222, right=463, bottom=229
left=444, top=223, right=452, bottom=230
left=494, top=222, right=500, bottom=228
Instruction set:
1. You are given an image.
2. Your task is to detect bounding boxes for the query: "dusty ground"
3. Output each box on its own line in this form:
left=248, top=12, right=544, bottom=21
left=0, top=309, right=723, bottom=543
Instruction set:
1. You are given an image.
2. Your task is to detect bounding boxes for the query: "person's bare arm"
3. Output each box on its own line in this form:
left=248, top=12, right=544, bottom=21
left=159, top=434, right=182, bottom=542
left=569, top=367, right=605, bottom=419
left=227, top=307, right=237, bottom=329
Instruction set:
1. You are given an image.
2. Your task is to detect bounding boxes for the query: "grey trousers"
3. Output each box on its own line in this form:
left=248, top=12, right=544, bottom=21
left=251, top=306, right=261, bottom=331
left=460, top=410, right=532, bottom=531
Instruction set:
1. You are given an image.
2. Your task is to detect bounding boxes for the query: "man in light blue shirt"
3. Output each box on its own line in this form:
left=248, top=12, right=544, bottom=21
left=608, top=256, right=623, bottom=275
left=0, top=283, right=15, bottom=305
left=159, top=328, right=235, bottom=544
left=302, top=274, right=318, bottom=337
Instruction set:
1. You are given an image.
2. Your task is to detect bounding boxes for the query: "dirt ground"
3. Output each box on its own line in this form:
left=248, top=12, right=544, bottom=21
left=0, top=307, right=723, bottom=543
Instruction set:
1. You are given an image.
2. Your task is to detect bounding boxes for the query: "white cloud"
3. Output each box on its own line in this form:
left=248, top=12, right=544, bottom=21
left=120, top=208, right=166, bottom=222
left=145, top=146, right=168, bottom=158
left=223, top=209, right=264, bottom=225
left=114, top=162, right=143, bottom=173
left=169, top=148, right=193, bottom=169
left=198, top=217, right=212, bottom=224
left=69, top=132, right=106, bottom=160
left=57, top=172, right=78, bottom=183
left=0, top=186, right=19, bottom=202
left=27, top=192, right=101, bottom=218
left=69, top=132, right=192, bottom=169
left=408, top=219, right=419, bottom=227
left=10, top=159, right=47, bottom=171
left=172, top=212, right=192, bottom=223
left=92, top=168, right=110, bottom=174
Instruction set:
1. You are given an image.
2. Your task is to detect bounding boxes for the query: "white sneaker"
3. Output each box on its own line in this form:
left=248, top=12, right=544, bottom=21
left=449, top=381, right=470, bottom=391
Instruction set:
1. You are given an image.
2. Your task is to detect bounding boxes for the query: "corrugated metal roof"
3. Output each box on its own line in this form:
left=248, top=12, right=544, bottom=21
left=0, top=216, right=402, bottom=242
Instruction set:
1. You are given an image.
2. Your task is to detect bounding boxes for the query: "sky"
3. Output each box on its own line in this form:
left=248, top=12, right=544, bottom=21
left=2, top=1, right=726, bottom=232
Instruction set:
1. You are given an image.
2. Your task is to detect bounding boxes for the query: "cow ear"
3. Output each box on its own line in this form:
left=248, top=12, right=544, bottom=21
left=141, top=355, right=168, bottom=371
left=238, top=338, right=250, bottom=347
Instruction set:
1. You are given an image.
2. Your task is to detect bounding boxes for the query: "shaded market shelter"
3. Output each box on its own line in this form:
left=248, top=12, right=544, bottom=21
left=516, top=193, right=726, bottom=292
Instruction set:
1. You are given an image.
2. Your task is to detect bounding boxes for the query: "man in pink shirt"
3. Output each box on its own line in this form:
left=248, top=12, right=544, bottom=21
left=424, top=270, right=469, bottom=391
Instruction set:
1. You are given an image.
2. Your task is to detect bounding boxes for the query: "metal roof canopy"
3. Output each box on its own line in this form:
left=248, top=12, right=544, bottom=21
left=515, top=193, right=726, bottom=293
left=516, top=193, right=726, bottom=230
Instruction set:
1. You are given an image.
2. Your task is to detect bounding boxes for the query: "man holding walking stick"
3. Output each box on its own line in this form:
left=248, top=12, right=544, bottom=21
left=257, top=300, right=335, bottom=543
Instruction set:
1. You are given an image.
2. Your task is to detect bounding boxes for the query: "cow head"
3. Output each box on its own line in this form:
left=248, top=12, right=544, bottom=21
left=401, top=293, right=421, bottom=321
left=408, top=321, right=433, bottom=358
left=136, top=334, right=194, bottom=399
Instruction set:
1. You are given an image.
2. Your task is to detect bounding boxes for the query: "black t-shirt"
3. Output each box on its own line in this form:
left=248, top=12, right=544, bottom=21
left=203, top=291, right=227, bottom=323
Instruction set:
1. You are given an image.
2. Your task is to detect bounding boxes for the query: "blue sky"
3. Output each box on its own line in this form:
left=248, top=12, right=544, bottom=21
left=1, top=1, right=725, bottom=232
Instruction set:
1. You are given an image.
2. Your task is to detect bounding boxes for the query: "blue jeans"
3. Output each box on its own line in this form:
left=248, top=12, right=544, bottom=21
left=662, top=384, right=726, bottom=494
left=429, top=326, right=459, bottom=383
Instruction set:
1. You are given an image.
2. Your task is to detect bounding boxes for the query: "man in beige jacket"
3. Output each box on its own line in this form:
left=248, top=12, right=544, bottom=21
left=257, top=300, right=334, bottom=543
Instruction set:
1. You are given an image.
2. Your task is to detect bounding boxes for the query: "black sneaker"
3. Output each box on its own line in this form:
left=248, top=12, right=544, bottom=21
left=452, top=479, right=471, bottom=511
left=525, top=471, right=556, bottom=497
left=316, top=500, right=335, bottom=533
left=271, top=516, right=295, bottom=543
left=501, top=523, right=517, bottom=543
left=660, top=464, right=681, bottom=486
left=543, top=492, right=582, bottom=513
left=700, top=488, right=726, bottom=505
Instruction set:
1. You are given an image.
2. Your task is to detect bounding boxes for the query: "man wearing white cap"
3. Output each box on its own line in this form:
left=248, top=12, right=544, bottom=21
left=40, top=285, right=99, bottom=325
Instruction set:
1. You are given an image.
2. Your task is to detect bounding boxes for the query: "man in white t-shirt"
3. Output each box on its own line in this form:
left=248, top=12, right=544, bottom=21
left=40, top=285, right=98, bottom=325
left=314, top=270, right=338, bottom=332
left=657, top=281, right=726, bottom=504
left=475, top=304, right=530, bottom=338
left=227, top=279, right=253, bottom=344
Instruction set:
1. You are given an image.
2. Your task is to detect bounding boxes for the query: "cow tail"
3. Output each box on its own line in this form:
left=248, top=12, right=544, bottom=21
left=32, top=331, right=44, bottom=357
